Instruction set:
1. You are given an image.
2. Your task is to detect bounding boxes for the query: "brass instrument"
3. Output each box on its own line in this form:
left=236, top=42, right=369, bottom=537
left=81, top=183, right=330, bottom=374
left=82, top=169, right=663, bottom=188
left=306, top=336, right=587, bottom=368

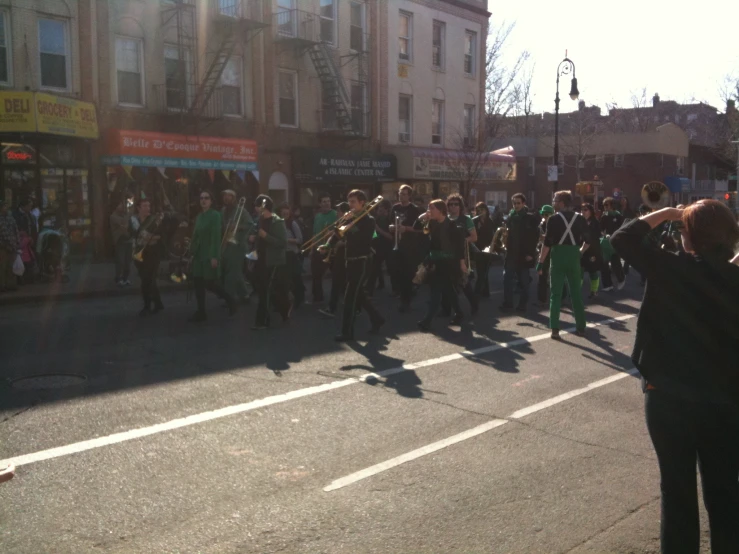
left=221, top=197, right=247, bottom=252
left=246, top=198, right=268, bottom=261
left=301, top=210, right=354, bottom=254
left=337, top=196, right=384, bottom=237
left=170, top=237, right=191, bottom=283
left=393, top=214, right=402, bottom=250
left=641, top=181, right=670, bottom=210
left=132, top=212, right=164, bottom=261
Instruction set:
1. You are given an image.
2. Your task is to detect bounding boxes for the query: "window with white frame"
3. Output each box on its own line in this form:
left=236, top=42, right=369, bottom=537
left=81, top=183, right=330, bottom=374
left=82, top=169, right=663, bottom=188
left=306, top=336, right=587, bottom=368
left=464, top=31, right=476, bottom=76
left=39, top=18, right=69, bottom=90
left=350, top=2, right=365, bottom=52
left=398, top=94, right=412, bottom=142
left=278, top=69, right=298, bottom=127
left=398, top=12, right=412, bottom=61
left=595, top=154, right=605, bottom=168
left=0, top=11, right=9, bottom=85
left=614, top=154, right=624, bottom=168
left=116, top=38, right=144, bottom=106
left=431, top=100, right=444, bottom=145
left=221, top=57, right=242, bottom=116
left=527, top=157, right=535, bottom=176
left=320, top=0, right=337, bottom=45
left=432, top=21, right=445, bottom=69
left=218, top=0, right=239, bottom=17
left=164, top=45, right=191, bottom=110
left=351, top=81, right=367, bottom=135
left=463, top=104, right=475, bottom=146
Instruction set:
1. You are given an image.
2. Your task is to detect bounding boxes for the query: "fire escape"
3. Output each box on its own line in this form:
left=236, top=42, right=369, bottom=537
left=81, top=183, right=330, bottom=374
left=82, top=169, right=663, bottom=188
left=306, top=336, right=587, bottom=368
left=158, top=0, right=268, bottom=131
left=273, top=8, right=370, bottom=138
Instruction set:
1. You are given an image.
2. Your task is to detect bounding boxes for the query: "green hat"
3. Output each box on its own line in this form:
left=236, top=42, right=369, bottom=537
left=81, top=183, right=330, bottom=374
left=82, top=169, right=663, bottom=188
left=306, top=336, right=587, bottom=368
left=539, top=205, right=554, bottom=215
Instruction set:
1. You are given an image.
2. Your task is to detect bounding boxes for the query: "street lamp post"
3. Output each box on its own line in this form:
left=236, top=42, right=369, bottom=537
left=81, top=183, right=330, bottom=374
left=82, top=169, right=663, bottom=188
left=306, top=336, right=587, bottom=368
left=553, top=54, right=579, bottom=194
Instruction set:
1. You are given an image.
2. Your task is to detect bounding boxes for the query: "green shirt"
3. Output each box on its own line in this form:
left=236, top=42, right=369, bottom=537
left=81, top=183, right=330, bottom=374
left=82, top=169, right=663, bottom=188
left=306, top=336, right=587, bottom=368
left=191, top=209, right=223, bottom=280
left=313, top=210, right=337, bottom=236
left=450, top=214, right=474, bottom=231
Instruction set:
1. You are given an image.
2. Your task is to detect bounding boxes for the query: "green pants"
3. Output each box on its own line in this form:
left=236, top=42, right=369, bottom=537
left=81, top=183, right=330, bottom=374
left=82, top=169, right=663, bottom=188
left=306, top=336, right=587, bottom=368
left=222, top=243, right=249, bottom=300
left=549, top=245, right=586, bottom=331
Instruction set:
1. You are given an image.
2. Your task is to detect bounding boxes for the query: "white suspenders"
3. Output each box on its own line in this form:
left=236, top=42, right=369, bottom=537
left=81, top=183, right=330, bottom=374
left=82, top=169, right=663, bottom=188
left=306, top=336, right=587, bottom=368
left=557, top=212, right=578, bottom=245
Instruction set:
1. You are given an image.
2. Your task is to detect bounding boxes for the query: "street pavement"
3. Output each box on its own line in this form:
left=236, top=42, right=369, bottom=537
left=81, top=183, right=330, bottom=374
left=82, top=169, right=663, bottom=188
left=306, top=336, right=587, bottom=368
left=0, top=274, right=712, bottom=553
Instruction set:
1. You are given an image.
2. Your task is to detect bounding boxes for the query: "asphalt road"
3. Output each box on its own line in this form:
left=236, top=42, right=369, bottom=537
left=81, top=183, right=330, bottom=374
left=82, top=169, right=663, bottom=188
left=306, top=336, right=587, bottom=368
left=0, top=274, right=712, bottom=553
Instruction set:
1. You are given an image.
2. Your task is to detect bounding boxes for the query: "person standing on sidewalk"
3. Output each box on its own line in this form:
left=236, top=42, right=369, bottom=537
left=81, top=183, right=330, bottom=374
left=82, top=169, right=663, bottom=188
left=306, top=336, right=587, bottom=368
left=472, top=202, right=495, bottom=298
left=536, top=205, right=555, bottom=306
left=537, top=190, right=591, bottom=339
left=110, top=201, right=132, bottom=287
left=599, top=197, right=625, bottom=291
left=500, top=193, right=540, bottom=313
left=0, top=199, right=20, bottom=292
left=130, top=198, right=165, bottom=317
left=445, top=193, right=478, bottom=318
left=389, top=184, right=424, bottom=312
left=309, top=193, right=337, bottom=304
left=611, top=200, right=739, bottom=554
left=280, top=203, right=305, bottom=309
left=580, top=203, right=602, bottom=299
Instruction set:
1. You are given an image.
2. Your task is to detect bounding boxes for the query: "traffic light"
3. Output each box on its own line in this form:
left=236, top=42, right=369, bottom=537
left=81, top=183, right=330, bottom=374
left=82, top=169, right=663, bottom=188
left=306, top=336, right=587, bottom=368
left=725, top=193, right=731, bottom=201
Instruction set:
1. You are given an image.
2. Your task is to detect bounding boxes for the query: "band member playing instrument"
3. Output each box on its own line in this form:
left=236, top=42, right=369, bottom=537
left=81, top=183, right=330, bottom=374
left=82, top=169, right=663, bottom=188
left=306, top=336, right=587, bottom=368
left=130, top=198, right=165, bottom=316
left=310, top=192, right=337, bottom=304
left=368, top=199, right=393, bottom=296
left=537, top=190, right=590, bottom=339
left=611, top=200, right=739, bottom=554
left=499, top=193, right=539, bottom=313
left=189, top=190, right=236, bottom=322
left=280, top=203, right=305, bottom=309
left=536, top=205, right=555, bottom=305
left=580, top=203, right=602, bottom=299
left=389, top=184, right=423, bottom=312
left=252, top=195, right=292, bottom=330
left=417, top=199, right=465, bottom=332
left=333, top=190, right=385, bottom=342
left=318, top=202, right=349, bottom=318
left=221, top=190, right=253, bottom=304
left=445, top=193, right=478, bottom=317
left=472, top=202, right=494, bottom=298
left=599, top=196, right=626, bottom=291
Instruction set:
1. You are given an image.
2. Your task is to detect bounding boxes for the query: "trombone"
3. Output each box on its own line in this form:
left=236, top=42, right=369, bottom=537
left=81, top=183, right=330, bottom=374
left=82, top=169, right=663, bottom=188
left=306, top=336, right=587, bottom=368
left=301, top=210, right=353, bottom=254
left=132, top=212, right=164, bottom=261
left=336, top=195, right=384, bottom=237
left=221, top=197, right=247, bottom=253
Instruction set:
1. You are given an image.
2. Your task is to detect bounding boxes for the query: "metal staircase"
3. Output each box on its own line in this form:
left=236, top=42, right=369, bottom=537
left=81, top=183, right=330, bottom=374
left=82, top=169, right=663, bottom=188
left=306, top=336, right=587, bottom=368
left=307, top=42, right=356, bottom=136
left=190, top=30, right=237, bottom=118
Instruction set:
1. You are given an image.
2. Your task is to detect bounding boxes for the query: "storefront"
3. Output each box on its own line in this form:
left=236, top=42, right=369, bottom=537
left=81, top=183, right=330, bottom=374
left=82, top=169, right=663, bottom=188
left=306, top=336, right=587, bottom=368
left=291, top=148, right=397, bottom=215
left=0, top=91, right=98, bottom=255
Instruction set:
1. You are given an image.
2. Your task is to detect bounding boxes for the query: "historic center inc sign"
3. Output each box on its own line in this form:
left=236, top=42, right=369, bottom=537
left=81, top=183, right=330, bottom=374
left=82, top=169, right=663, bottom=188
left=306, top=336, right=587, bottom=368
left=293, top=148, right=397, bottom=184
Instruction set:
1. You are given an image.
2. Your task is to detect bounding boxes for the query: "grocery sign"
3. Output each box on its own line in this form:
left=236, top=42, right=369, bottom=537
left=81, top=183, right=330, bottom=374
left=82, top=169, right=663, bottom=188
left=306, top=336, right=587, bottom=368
left=0, top=91, right=98, bottom=138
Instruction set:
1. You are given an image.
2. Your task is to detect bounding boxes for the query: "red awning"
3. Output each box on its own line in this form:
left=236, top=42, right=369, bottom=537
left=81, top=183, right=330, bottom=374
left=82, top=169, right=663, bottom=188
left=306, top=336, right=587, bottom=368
left=411, top=146, right=516, bottom=163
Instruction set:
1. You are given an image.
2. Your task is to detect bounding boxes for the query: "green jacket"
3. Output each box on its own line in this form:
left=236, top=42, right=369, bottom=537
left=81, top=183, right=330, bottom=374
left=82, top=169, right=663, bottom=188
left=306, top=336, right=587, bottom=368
left=259, top=215, right=288, bottom=267
left=191, top=209, right=223, bottom=280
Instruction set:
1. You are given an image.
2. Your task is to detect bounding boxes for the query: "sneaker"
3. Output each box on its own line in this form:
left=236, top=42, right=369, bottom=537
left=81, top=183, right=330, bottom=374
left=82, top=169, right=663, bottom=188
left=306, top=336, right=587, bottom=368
left=551, top=329, right=561, bottom=340
left=417, top=319, right=432, bottom=332
left=575, top=328, right=586, bottom=337
left=318, top=308, right=335, bottom=318
left=616, top=280, right=625, bottom=291
left=602, top=286, right=614, bottom=292
left=0, top=464, right=14, bottom=484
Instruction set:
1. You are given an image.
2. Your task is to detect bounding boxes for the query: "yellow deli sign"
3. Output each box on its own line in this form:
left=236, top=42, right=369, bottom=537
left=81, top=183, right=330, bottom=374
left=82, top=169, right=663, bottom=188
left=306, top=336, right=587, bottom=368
left=0, top=91, right=98, bottom=139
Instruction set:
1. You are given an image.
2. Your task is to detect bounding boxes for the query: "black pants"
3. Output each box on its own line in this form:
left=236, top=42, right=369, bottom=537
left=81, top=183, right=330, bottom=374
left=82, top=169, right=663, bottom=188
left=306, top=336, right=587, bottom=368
left=645, top=389, right=739, bottom=554
left=193, top=276, right=232, bottom=315
left=135, top=255, right=162, bottom=310
left=329, top=258, right=347, bottom=313
left=368, top=244, right=390, bottom=294
left=601, top=254, right=624, bottom=288
left=342, top=258, right=383, bottom=336
left=423, top=263, right=461, bottom=323
left=310, top=249, right=328, bottom=302
left=286, top=251, right=305, bottom=307
left=254, top=263, right=291, bottom=327
left=537, top=256, right=550, bottom=304
left=473, top=252, right=491, bottom=297
left=394, top=248, right=417, bottom=307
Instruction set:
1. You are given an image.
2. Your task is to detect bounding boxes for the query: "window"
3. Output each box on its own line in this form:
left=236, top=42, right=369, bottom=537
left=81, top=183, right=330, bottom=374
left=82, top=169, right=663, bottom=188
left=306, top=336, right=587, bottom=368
left=321, top=83, right=337, bottom=130
left=464, top=31, right=476, bottom=76
left=0, top=11, right=9, bottom=84
left=687, top=113, right=697, bottom=122
left=116, top=38, right=143, bottom=106
left=614, top=154, right=624, bottom=168
left=278, top=70, right=298, bottom=127
left=398, top=94, right=412, bottom=142
left=431, top=100, right=444, bottom=145
left=351, top=81, right=367, bottom=135
left=38, top=18, right=69, bottom=90
left=527, top=157, right=535, bottom=176
left=320, top=0, right=336, bottom=45
left=674, top=114, right=681, bottom=124
left=218, top=0, right=239, bottom=17
left=164, top=45, right=191, bottom=110
left=398, top=12, right=412, bottom=61
left=595, top=154, right=605, bottom=168
left=463, top=104, right=475, bottom=147
left=350, top=2, right=365, bottom=52
left=277, top=0, right=296, bottom=36
left=221, top=57, right=242, bottom=116
left=432, top=21, right=445, bottom=69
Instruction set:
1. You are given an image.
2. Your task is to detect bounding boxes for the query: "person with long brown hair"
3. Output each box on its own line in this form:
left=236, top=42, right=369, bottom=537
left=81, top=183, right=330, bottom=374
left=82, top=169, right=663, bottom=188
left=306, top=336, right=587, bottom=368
left=611, top=200, right=739, bottom=554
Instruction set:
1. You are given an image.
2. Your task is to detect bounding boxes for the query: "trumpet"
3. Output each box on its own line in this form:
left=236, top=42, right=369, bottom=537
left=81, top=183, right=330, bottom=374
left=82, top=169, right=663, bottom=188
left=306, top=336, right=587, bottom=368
left=221, top=197, right=247, bottom=252
left=132, top=212, right=164, bottom=261
left=392, top=214, right=402, bottom=250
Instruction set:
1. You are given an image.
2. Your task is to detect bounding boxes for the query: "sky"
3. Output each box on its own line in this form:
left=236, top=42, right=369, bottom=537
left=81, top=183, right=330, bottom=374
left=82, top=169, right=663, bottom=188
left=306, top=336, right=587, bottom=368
left=489, top=0, right=739, bottom=115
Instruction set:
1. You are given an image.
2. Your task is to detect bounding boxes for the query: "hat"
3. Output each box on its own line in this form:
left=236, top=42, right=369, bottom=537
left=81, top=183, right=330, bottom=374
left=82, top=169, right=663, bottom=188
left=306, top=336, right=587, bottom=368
left=222, top=189, right=236, bottom=197
left=539, top=205, right=555, bottom=215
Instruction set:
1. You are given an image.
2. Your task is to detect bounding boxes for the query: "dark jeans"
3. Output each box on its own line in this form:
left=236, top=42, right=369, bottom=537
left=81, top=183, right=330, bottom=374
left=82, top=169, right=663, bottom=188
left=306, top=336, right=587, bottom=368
left=115, top=238, right=132, bottom=282
left=474, top=252, right=491, bottom=297
left=342, top=258, right=383, bottom=336
left=193, top=276, right=232, bottom=315
left=503, top=261, right=532, bottom=307
left=254, top=263, right=291, bottom=327
left=601, top=254, right=625, bottom=288
left=310, top=249, right=328, bottom=302
left=393, top=248, right=418, bottom=307
left=537, top=257, right=550, bottom=304
left=645, top=389, right=739, bottom=554
left=423, top=263, right=461, bottom=323
left=329, top=259, right=347, bottom=313
left=368, top=244, right=390, bottom=294
left=286, top=251, right=305, bottom=307
left=135, top=255, right=162, bottom=310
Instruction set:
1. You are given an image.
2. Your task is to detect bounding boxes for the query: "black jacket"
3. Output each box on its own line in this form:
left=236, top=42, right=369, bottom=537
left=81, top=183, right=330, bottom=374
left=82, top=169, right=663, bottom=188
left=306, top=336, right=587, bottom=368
left=473, top=215, right=495, bottom=250
left=611, top=218, right=739, bottom=407
left=504, top=210, right=539, bottom=268
left=581, top=218, right=602, bottom=272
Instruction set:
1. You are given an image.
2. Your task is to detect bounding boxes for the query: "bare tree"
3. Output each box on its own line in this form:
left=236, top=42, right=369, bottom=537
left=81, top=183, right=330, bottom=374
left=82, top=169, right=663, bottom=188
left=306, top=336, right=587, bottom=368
left=718, top=73, right=739, bottom=164
left=508, top=62, right=536, bottom=136
left=607, top=87, right=654, bottom=133
left=555, top=104, right=605, bottom=182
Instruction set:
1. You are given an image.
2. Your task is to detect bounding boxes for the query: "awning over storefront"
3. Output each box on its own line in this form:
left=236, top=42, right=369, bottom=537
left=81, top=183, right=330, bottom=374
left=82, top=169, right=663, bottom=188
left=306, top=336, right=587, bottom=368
left=293, top=148, right=397, bottom=183
left=663, top=176, right=691, bottom=193
left=0, top=91, right=98, bottom=139
left=410, top=146, right=517, bottom=181
left=102, top=129, right=258, bottom=171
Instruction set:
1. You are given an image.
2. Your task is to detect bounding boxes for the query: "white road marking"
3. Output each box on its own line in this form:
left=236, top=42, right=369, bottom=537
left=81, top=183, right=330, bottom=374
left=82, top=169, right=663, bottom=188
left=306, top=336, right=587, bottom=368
left=1, top=314, right=635, bottom=469
left=323, top=368, right=640, bottom=492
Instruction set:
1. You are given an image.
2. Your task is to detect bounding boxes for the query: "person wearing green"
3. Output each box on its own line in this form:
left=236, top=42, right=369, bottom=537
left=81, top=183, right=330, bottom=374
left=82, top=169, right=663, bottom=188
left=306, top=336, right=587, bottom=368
left=220, top=189, right=253, bottom=304
left=189, top=190, right=236, bottom=322
left=537, top=190, right=592, bottom=339
left=310, top=193, right=337, bottom=303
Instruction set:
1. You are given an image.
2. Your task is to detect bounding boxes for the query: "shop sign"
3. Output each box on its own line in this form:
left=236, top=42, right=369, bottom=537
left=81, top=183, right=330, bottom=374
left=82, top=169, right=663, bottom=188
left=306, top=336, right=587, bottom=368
left=0, top=91, right=98, bottom=138
left=413, top=156, right=516, bottom=181
left=293, top=148, right=397, bottom=183
left=104, top=130, right=258, bottom=171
